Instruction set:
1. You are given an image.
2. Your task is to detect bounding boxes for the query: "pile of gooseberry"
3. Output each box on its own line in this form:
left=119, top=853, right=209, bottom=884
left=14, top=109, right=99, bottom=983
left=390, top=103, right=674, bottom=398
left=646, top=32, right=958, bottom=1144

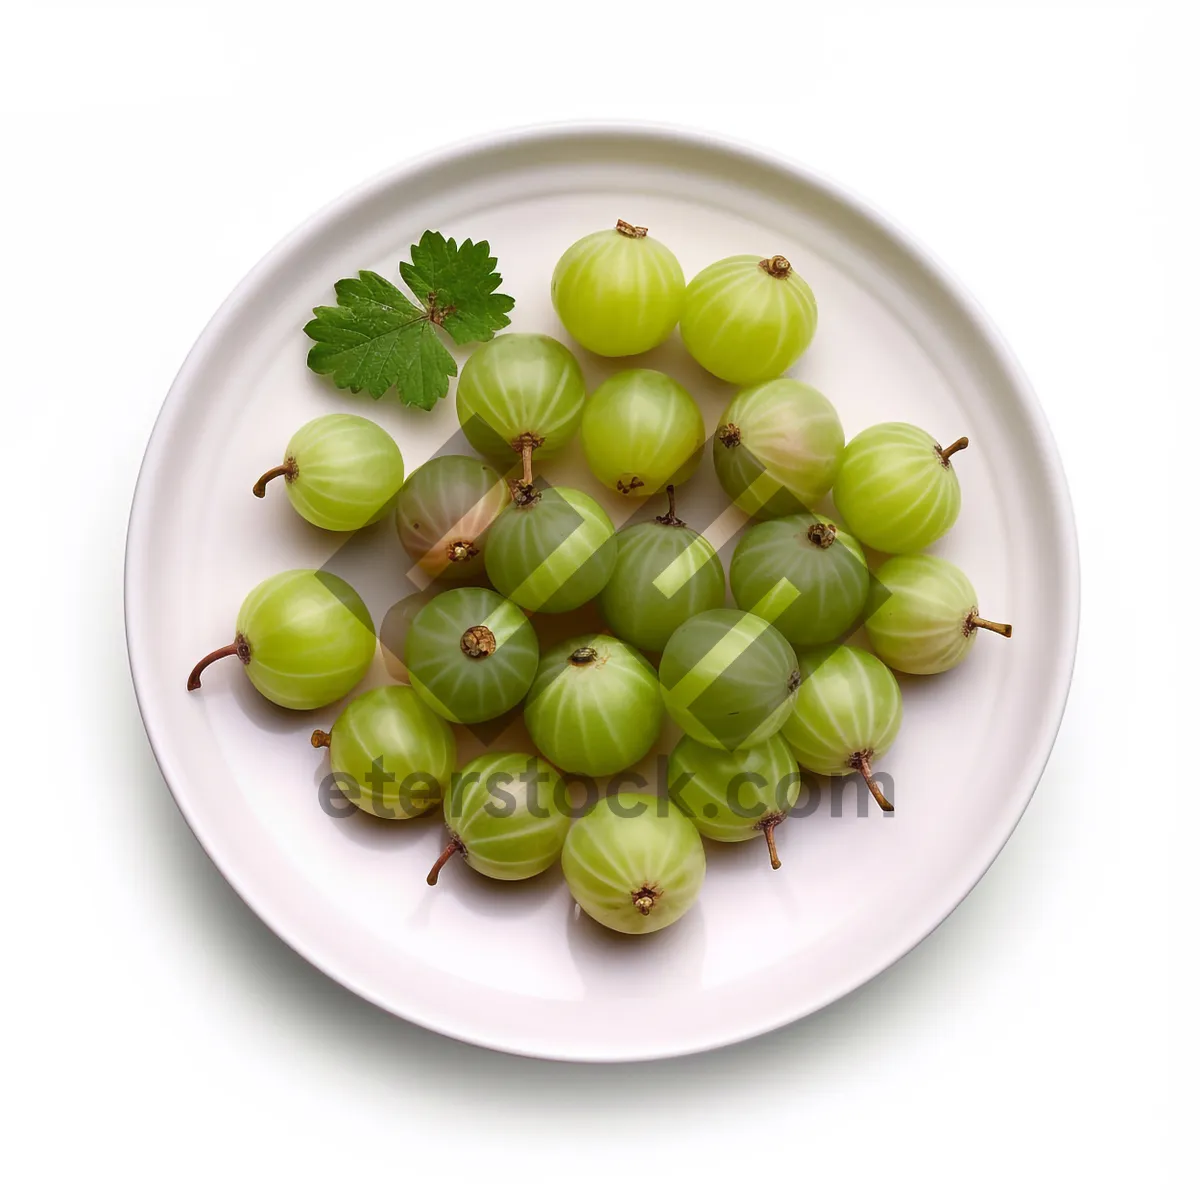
left=189, top=219, right=1012, bottom=936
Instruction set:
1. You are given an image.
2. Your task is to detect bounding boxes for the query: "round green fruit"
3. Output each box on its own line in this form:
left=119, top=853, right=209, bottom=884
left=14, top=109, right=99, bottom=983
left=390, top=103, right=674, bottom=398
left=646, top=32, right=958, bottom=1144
left=484, top=484, right=616, bottom=613
left=782, top=646, right=902, bottom=811
left=253, top=413, right=405, bottom=532
left=865, top=554, right=1012, bottom=674
left=187, top=569, right=376, bottom=710
left=668, top=733, right=801, bottom=869
left=427, top=752, right=570, bottom=883
left=596, top=488, right=725, bottom=654
left=833, top=422, right=967, bottom=553
left=729, top=514, right=868, bottom=648
left=551, top=219, right=685, bottom=357
left=659, top=608, right=799, bottom=751
left=713, top=379, right=844, bottom=517
left=680, top=253, right=817, bottom=384
left=455, top=333, right=586, bottom=462
left=580, top=368, right=705, bottom=496
left=311, top=685, right=456, bottom=819
left=404, top=587, right=538, bottom=724
left=561, top=798, right=706, bottom=935
left=524, top=635, right=664, bottom=776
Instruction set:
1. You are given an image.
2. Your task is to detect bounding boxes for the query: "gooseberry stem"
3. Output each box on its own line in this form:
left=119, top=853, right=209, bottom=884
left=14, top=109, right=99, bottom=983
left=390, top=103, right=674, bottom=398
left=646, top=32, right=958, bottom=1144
left=616, top=219, right=648, bottom=238
left=759, top=255, right=792, bottom=279
left=850, top=751, right=893, bottom=812
left=252, top=458, right=297, bottom=497
left=517, top=435, right=535, bottom=485
left=938, top=437, right=969, bottom=464
left=187, top=634, right=250, bottom=691
left=311, top=729, right=332, bottom=749
left=763, top=823, right=782, bottom=870
left=969, top=614, right=1013, bottom=638
left=655, top=484, right=685, bottom=527
left=509, top=433, right=543, bottom=505
left=426, top=839, right=462, bottom=886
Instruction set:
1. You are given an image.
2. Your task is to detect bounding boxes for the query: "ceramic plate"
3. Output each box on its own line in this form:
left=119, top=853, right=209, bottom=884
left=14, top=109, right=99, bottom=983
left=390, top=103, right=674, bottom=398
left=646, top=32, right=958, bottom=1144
left=125, top=125, right=1078, bottom=1061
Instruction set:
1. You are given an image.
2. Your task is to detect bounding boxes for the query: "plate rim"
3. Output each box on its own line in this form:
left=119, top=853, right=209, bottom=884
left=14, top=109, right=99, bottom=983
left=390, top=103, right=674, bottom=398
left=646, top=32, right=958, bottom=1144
left=124, top=120, right=1081, bottom=1062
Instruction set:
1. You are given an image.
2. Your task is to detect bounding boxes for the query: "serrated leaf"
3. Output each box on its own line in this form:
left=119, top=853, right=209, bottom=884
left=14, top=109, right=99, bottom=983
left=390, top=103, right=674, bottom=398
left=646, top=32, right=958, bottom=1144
left=304, top=232, right=513, bottom=408
left=304, top=271, right=457, bottom=408
left=399, top=230, right=514, bottom=346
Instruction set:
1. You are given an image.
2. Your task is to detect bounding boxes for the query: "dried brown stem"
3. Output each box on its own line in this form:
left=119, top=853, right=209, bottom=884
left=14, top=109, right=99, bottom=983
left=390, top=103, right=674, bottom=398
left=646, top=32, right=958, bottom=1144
left=655, top=484, right=685, bottom=527
left=311, top=729, right=332, bottom=749
left=968, top=613, right=1013, bottom=638
left=252, top=458, right=297, bottom=497
left=850, top=750, right=893, bottom=812
left=616, top=219, right=648, bottom=238
left=759, top=255, right=792, bottom=278
left=938, top=437, right=969, bottom=464
left=426, top=839, right=462, bottom=886
left=764, top=824, right=782, bottom=870
left=187, top=634, right=250, bottom=691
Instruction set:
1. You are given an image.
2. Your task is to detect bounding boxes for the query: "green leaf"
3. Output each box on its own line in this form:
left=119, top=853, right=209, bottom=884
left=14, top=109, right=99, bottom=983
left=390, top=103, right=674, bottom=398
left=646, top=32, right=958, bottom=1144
left=399, top=230, right=514, bottom=346
left=304, top=271, right=458, bottom=409
left=304, top=233, right=514, bottom=408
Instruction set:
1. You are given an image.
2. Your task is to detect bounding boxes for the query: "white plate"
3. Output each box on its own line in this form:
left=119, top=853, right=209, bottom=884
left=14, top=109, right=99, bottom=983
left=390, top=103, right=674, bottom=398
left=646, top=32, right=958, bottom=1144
left=125, top=124, right=1079, bottom=1062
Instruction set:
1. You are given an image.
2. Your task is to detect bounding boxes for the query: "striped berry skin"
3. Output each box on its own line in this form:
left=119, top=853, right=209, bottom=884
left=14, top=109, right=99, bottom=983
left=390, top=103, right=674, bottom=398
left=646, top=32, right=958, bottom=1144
left=551, top=221, right=685, bottom=357
left=730, top=514, right=869, bottom=649
left=524, top=636, right=664, bottom=778
left=668, top=733, right=802, bottom=870
left=455, top=333, right=586, bottom=462
left=427, top=752, right=570, bottom=885
left=865, top=555, right=1012, bottom=675
left=394, top=455, right=509, bottom=583
left=484, top=485, right=616, bottom=614
left=405, top=588, right=539, bottom=725
left=580, top=368, right=705, bottom=497
left=659, top=609, right=800, bottom=752
left=561, top=798, right=706, bottom=935
left=782, top=646, right=902, bottom=812
left=712, top=380, right=844, bottom=519
left=253, top=413, right=405, bottom=532
left=680, top=253, right=817, bottom=385
left=187, top=569, right=377, bottom=711
left=833, top=422, right=967, bottom=554
left=313, top=686, right=455, bottom=820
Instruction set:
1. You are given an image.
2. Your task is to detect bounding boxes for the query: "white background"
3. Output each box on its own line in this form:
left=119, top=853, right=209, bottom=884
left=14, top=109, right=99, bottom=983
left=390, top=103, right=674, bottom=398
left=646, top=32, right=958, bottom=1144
left=1, top=1, right=1192, bottom=1195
